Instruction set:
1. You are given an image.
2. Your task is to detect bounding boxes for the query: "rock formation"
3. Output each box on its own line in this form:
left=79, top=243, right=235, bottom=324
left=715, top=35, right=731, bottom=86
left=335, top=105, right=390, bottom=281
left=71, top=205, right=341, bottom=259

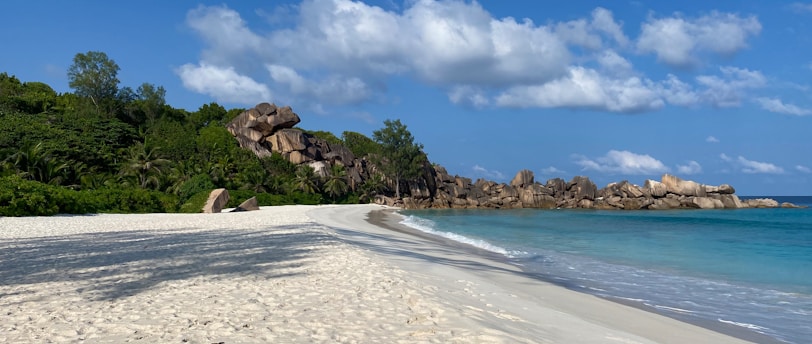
left=231, top=196, right=259, bottom=212
left=385, top=168, right=796, bottom=210
left=203, top=188, right=229, bottom=213
left=226, top=102, right=374, bottom=190
left=226, top=102, right=796, bottom=211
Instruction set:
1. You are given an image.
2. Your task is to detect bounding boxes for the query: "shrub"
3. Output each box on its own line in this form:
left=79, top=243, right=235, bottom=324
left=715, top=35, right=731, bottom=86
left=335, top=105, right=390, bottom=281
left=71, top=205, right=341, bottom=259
left=179, top=189, right=212, bottom=213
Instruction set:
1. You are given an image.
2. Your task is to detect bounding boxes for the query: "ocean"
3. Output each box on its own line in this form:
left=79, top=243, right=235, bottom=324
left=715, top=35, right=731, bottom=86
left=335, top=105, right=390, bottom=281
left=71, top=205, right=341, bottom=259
left=400, top=196, right=812, bottom=343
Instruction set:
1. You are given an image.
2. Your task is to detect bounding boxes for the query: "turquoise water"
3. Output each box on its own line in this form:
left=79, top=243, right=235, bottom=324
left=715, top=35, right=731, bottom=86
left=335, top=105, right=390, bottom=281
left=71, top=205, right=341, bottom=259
left=401, top=197, right=812, bottom=343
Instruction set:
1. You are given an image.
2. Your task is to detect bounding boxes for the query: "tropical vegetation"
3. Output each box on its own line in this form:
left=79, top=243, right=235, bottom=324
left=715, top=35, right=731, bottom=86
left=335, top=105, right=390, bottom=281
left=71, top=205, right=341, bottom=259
left=0, top=51, right=426, bottom=216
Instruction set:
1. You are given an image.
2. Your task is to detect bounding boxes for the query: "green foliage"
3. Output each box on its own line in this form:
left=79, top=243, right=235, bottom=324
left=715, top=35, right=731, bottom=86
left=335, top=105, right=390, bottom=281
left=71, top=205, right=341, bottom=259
left=178, top=173, right=215, bottom=204
left=179, top=189, right=213, bottom=213
left=225, top=190, right=323, bottom=208
left=292, top=165, right=320, bottom=194
left=0, top=73, right=57, bottom=114
left=341, top=131, right=381, bottom=157
left=191, top=102, right=228, bottom=129
left=119, top=141, right=170, bottom=189
left=146, top=118, right=196, bottom=161
left=196, top=125, right=238, bottom=161
left=323, top=164, right=349, bottom=201
left=67, top=51, right=120, bottom=111
left=372, top=119, right=425, bottom=198
left=305, top=130, right=342, bottom=146
left=0, top=175, right=178, bottom=216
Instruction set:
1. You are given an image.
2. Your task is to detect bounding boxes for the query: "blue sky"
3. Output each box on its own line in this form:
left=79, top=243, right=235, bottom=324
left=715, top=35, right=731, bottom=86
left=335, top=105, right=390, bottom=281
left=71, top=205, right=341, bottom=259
left=3, top=1, right=812, bottom=195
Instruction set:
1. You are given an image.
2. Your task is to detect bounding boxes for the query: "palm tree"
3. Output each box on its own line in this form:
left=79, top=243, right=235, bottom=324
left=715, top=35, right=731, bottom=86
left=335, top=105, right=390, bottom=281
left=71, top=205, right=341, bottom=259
left=359, top=173, right=387, bottom=203
left=5, top=142, right=69, bottom=185
left=119, top=142, right=170, bottom=189
left=292, top=165, right=319, bottom=194
left=323, top=164, right=349, bottom=202
left=238, top=166, right=274, bottom=193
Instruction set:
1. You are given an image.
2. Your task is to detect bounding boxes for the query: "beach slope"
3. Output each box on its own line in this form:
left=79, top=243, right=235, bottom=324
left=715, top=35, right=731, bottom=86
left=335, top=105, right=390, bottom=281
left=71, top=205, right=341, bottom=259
left=0, top=204, right=752, bottom=343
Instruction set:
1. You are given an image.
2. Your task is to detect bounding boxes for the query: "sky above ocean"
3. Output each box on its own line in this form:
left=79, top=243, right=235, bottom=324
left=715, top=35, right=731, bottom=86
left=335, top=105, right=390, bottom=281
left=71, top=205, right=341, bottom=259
left=2, top=0, right=811, bottom=195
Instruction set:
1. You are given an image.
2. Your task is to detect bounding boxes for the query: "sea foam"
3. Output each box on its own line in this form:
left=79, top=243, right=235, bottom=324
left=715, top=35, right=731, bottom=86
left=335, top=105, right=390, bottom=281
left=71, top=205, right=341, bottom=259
left=400, top=215, right=526, bottom=258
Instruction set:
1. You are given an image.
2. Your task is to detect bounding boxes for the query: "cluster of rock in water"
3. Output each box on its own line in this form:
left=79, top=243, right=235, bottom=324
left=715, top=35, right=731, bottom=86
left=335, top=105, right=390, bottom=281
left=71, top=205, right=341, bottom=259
left=217, top=102, right=799, bottom=211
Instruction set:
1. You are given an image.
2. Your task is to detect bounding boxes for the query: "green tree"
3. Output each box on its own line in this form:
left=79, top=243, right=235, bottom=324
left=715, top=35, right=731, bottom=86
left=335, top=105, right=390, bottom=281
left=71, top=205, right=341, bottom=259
left=67, top=51, right=120, bottom=111
left=292, top=165, right=319, bottom=194
left=119, top=142, right=170, bottom=189
left=342, top=131, right=381, bottom=157
left=323, top=164, right=349, bottom=201
left=372, top=119, right=425, bottom=199
left=136, top=83, right=166, bottom=123
left=359, top=173, right=387, bottom=203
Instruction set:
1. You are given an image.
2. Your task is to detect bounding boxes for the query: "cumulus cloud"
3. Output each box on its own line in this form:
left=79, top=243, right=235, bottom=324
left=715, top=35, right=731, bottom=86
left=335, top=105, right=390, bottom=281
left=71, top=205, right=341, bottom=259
left=695, top=66, right=766, bottom=107
left=448, top=86, right=489, bottom=108
left=472, top=165, right=506, bottom=180
left=554, top=7, right=629, bottom=49
left=496, top=66, right=664, bottom=113
left=755, top=97, right=812, bottom=116
left=179, top=1, right=767, bottom=113
left=797, top=165, right=812, bottom=173
left=177, top=63, right=271, bottom=104
left=676, top=161, right=703, bottom=175
left=706, top=136, right=720, bottom=143
left=637, top=12, right=761, bottom=68
left=574, top=150, right=669, bottom=175
left=720, top=153, right=784, bottom=174
left=267, top=64, right=372, bottom=105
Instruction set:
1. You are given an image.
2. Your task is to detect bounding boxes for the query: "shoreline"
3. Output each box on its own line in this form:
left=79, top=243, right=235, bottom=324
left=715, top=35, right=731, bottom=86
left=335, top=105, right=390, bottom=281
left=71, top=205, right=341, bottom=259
left=368, top=209, right=786, bottom=344
left=0, top=205, right=781, bottom=343
left=308, top=204, right=772, bottom=343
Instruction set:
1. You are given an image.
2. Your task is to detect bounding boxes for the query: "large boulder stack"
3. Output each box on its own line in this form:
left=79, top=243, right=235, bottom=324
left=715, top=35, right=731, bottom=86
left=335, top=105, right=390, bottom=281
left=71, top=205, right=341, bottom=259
left=224, top=102, right=792, bottom=211
left=226, top=102, right=371, bottom=191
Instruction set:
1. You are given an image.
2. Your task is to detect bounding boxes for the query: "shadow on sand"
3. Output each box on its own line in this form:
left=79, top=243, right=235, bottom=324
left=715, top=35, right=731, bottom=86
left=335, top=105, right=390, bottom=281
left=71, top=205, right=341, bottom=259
left=0, top=225, right=337, bottom=301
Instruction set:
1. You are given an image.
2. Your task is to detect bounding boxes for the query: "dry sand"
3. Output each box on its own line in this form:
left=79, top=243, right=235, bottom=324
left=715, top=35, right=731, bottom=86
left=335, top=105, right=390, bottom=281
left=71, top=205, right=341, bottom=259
left=0, top=205, right=754, bottom=343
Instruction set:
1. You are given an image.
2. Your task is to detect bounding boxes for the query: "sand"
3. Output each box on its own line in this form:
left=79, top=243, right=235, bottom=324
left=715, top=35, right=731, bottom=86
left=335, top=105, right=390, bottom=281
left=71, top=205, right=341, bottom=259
left=0, top=204, right=755, bottom=343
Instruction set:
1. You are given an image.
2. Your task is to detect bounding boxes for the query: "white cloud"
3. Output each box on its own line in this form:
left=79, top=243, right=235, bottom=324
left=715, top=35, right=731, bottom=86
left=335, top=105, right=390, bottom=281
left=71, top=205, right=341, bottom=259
left=720, top=153, right=784, bottom=174
left=734, top=156, right=785, bottom=174
left=541, top=166, right=566, bottom=175
left=472, top=165, right=506, bottom=180
left=448, top=86, right=489, bottom=108
left=554, top=7, right=629, bottom=50
left=790, top=3, right=812, bottom=13
left=695, top=66, right=766, bottom=107
left=676, top=161, right=703, bottom=175
left=180, top=2, right=769, bottom=114
left=267, top=64, right=372, bottom=105
left=755, top=97, right=812, bottom=116
left=706, top=136, right=720, bottom=143
left=574, top=150, right=669, bottom=175
left=176, top=63, right=271, bottom=104
left=496, top=66, right=664, bottom=113
left=637, top=12, right=761, bottom=68
left=797, top=165, right=812, bottom=173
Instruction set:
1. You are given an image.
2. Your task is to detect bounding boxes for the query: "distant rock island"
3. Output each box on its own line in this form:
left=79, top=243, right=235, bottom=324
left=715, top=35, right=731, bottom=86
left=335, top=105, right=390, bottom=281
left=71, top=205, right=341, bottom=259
left=226, top=102, right=801, bottom=210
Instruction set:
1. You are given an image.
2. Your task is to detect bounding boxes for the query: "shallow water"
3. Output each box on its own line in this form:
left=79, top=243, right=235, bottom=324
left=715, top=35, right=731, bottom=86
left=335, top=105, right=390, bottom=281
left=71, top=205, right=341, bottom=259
left=401, top=198, right=812, bottom=343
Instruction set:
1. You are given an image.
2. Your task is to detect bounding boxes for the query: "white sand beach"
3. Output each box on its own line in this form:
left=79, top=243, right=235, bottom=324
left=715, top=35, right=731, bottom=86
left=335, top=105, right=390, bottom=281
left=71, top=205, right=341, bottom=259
left=0, top=205, right=754, bottom=343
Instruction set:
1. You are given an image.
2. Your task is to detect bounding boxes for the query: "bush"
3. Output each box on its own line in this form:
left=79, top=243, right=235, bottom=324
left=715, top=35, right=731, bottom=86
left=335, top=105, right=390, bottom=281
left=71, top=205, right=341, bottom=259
left=178, top=174, right=215, bottom=203
left=0, top=176, right=178, bottom=216
left=179, top=189, right=212, bottom=213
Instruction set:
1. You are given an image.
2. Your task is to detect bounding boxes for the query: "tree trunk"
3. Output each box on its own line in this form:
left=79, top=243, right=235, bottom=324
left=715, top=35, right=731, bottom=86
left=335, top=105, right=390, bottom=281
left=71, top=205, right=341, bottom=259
left=395, top=172, right=401, bottom=199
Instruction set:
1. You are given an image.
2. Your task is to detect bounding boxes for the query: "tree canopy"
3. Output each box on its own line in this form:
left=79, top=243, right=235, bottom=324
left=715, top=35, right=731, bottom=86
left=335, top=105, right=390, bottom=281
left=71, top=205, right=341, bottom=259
left=372, top=119, right=425, bottom=199
left=67, top=51, right=120, bottom=111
